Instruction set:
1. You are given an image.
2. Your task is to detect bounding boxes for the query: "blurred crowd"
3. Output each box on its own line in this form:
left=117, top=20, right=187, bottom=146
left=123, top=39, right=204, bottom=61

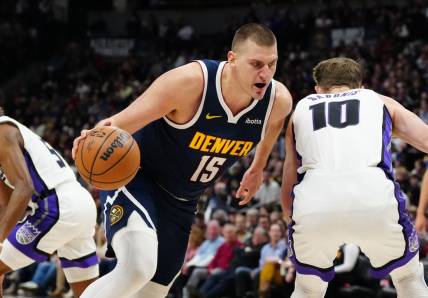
left=1, top=0, right=428, bottom=297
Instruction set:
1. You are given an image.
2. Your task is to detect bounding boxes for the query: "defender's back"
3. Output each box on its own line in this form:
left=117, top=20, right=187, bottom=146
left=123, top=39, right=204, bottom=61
left=293, top=88, right=389, bottom=174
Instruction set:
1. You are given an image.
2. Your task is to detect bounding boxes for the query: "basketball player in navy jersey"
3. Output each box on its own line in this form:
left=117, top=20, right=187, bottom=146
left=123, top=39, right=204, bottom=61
left=72, top=23, right=292, bottom=298
left=282, top=57, right=428, bottom=298
left=0, top=108, right=99, bottom=297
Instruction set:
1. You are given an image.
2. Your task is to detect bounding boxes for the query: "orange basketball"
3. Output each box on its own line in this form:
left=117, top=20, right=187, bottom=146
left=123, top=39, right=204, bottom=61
left=75, top=126, right=140, bottom=190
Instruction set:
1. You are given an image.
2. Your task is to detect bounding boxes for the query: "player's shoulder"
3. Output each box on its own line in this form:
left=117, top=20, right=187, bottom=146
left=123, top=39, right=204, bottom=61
left=168, top=61, right=204, bottom=84
left=160, top=61, right=205, bottom=97
left=0, top=120, right=20, bottom=140
left=0, top=121, right=22, bottom=152
left=274, top=80, right=292, bottom=102
left=272, top=80, right=293, bottom=117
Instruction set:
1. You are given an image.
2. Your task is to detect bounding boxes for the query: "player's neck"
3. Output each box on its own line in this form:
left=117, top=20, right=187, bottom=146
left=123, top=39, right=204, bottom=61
left=324, top=86, right=352, bottom=94
left=221, top=63, right=253, bottom=115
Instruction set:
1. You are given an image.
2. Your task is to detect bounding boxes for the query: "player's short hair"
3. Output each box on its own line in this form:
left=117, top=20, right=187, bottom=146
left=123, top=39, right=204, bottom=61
left=313, top=57, right=363, bottom=90
left=231, top=23, right=276, bottom=51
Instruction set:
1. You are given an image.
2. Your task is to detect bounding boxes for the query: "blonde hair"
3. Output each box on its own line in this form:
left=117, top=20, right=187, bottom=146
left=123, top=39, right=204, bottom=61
left=313, top=57, right=362, bottom=90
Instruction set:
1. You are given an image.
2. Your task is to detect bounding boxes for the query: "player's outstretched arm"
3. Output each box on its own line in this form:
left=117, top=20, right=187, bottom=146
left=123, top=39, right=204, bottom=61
left=416, top=169, right=428, bottom=235
left=0, top=124, right=34, bottom=242
left=381, top=95, right=428, bottom=153
left=236, top=82, right=292, bottom=205
left=280, top=116, right=298, bottom=223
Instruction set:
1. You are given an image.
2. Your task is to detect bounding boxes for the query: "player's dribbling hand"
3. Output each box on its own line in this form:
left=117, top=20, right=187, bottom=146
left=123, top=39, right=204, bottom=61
left=236, top=168, right=263, bottom=205
left=71, top=119, right=113, bottom=160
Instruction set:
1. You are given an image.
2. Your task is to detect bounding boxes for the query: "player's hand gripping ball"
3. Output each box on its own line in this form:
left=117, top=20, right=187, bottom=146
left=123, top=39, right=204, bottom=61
left=75, top=126, right=140, bottom=190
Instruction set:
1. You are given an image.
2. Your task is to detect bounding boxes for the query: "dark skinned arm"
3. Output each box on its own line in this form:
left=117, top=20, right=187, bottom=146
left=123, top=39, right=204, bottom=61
left=0, top=124, right=34, bottom=242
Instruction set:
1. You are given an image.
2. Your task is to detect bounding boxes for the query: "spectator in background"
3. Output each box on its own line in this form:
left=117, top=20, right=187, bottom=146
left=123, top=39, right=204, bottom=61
left=255, top=170, right=280, bottom=207
left=245, top=208, right=259, bottom=234
left=258, top=223, right=287, bottom=298
left=18, top=259, right=57, bottom=296
left=235, top=213, right=249, bottom=243
left=183, top=220, right=224, bottom=298
left=326, top=244, right=360, bottom=297
left=198, top=224, right=242, bottom=298
left=235, top=227, right=270, bottom=298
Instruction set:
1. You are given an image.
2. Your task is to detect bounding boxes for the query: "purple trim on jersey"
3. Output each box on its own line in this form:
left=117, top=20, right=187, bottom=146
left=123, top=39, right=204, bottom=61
left=24, top=150, right=48, bottom=202
left=288, top=222, right=335, bottom=281
left=60, top=252, right=99, bottom=268
left=7, top=192, right=60, bottom=262
left=291, top=122, right=305, bottom=182
left=377, top=107, right=394, bottom=179
left=372, top=107, right=418, bottom=278
left=288, top=184, right=335, bottom=282
left=290, top=254, right=335, bottom=282
left=370, top=181, right=418, bottom=278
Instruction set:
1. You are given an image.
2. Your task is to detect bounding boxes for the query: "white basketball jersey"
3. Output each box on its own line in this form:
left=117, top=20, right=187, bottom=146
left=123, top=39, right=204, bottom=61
left=293, top=89, right=388, bottom=173
left=0, top=116, right=76, bottom=191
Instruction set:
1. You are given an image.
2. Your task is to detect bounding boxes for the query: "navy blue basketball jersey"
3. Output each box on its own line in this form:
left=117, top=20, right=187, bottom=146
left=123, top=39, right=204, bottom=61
left=134, top=60, right=276, bottom=199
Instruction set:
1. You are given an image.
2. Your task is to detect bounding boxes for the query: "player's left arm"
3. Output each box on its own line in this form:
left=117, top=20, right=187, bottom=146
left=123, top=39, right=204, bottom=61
left=237, top=82, right=292, bottom=205
left=280, top=115, right=298, bottom=223
left=0, top=124, right=34, bottom=242
left=416, top=168, right=428, bottom=235
left=381, top=95, right=428, bottom=152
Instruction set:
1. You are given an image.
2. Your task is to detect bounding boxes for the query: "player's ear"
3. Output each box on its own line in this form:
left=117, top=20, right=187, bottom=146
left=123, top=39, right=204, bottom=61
left=315, top=85, right=321, bottom=94
left=227, top=51, right=236, bottom=66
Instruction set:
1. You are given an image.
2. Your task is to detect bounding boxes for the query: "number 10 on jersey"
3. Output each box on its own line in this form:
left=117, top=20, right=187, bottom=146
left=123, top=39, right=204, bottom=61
left=191, top=156, right=226, bottom=183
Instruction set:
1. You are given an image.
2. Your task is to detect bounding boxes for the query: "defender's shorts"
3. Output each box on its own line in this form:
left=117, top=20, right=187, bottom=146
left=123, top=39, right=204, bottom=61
left=1, top=181, right=99, bottom=278
left=288, top=168, right=417, bottom=282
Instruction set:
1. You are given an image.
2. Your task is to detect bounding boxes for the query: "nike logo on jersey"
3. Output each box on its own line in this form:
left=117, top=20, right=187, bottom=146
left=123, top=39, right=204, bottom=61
left=205, top=113, right=222, bottom=120
left=189, top=131, right=254, bottom=156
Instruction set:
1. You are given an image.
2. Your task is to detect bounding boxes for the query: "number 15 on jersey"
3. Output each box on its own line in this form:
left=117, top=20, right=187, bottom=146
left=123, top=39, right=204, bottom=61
left=191, top=156, right=226, bottom=183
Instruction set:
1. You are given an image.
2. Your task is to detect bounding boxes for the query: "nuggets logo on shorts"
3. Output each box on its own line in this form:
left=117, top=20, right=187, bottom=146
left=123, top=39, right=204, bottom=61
left=110, top=205, right=124, bottom=226
left=16, top=222, right=41, bottom=245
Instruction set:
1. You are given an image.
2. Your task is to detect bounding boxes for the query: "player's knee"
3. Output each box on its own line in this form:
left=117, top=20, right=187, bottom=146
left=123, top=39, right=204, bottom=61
left=391, top=255, right=421, bottom=281
left=131, top=255, right=157, bottom=283
left=391, top=256, right=428, bottom=297
left=126, top=233, right=157, bottom=282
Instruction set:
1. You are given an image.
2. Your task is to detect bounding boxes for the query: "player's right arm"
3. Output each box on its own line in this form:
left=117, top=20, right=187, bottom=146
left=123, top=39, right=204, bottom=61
left=107, top=62, right=204, bottom=133
left=280, top=115, right=299, bottom=223
left=0, top=124, right=35, bottom=242
left=416, top=169, right=428, bottom=235
left=72, top=62, right=204, bottom=159
left=0, top=179, right=13, bottom=220
left=381, top=95, right=428, bottom=153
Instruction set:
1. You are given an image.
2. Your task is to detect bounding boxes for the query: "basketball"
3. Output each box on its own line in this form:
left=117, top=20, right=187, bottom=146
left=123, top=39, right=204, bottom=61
left=75, top=126, right=140, bottom=190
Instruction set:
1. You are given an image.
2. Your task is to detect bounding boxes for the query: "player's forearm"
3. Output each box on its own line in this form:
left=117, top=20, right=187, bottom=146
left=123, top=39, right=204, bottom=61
left=107, top=107, right=152, bottom=135
left=280, top=161, right=297, bottom=218
left=0, top=185, right=32, bottom=241
left=280, top=185, right=293, bottom=218
left=417, top=171, right=428, bottom=216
